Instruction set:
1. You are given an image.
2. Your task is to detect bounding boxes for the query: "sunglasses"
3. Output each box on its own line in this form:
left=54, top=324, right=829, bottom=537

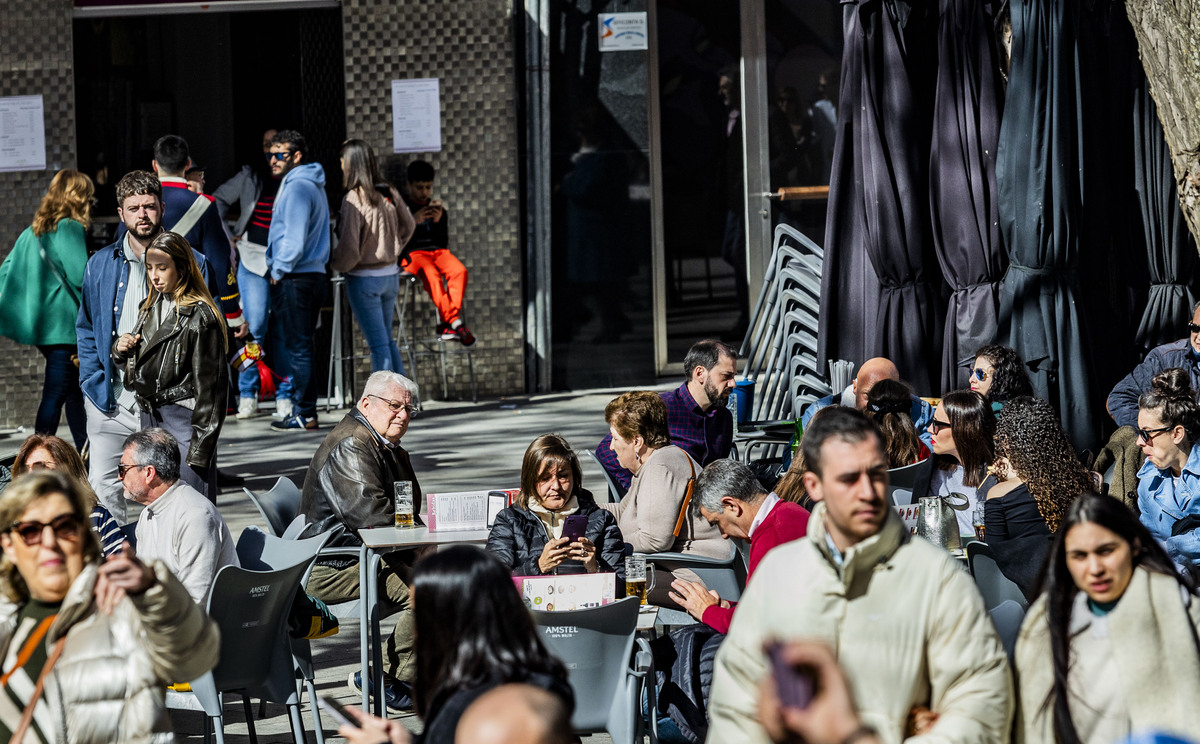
left=929, top=418, right=952, bottom=434
left=117, top=462, right=145, bottom=479
left=1136, top=425, right=1174, bottom=443
left=367, top=394, right=418, bottom=417
left=10, top=514, right=81, bottom=546
left=971, top=367, right=992, bottom=382
left=1189, top=323, right=1200, bottom=334
left=268, top=151, right=295, bottom=162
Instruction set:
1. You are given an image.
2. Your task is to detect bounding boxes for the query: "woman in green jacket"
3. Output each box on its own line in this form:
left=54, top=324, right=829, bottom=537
left=0, top=170, right=94, bottom=449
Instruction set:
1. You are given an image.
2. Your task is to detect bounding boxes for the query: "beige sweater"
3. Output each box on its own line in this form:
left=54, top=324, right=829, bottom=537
left=600, top=445, right=723, bottom=557
left=331, top=186, right=416, bottom=273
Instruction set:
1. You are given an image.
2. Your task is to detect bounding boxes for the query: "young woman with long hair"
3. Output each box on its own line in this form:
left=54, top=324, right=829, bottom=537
left=330, top=139, right=415, bottom=373
left=112, top=231, right=228, bottom=498
left=1015, top=493, right=1200, bottom=743
left=0, top=170, right=95, bottom=449
left=410, top=545, right=573, bottom=744
left=864, top=379, right=928, bottom=468
left=1134, top=367, right=1200, bottom=565
left=909, top=390, right=995, bottom=537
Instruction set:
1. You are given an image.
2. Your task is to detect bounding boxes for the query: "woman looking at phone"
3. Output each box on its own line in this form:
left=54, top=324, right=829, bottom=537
left=112, top=231, right=228, bottom=498
left=1014, top=493, right=1200, bottom=742
left=487, top=434, right=625, bottom=576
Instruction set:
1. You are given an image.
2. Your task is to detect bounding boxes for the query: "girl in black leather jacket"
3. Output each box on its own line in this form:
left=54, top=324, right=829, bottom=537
left=113, top=231, right=228, bottom=498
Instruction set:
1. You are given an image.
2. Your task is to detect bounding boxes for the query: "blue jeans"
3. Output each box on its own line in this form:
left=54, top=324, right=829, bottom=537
left=270, top=272, right=326, bottom=418
left=36, top=344, right=87, bottom=450
left=345, top=273, right=405, bottom=374
left=238, top=264, right=293, bottom=400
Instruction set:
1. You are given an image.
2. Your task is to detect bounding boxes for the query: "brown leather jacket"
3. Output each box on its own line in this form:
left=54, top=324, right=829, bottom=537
left=112, top=299, right=228, bottom=468
left=299, top=409, right=423, bottom=549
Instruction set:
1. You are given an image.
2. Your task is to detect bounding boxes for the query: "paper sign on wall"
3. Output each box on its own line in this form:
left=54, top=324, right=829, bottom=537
left=0, top=95, right=46, bottom=173
left=392, top=79, right=442, bottom=154
left=598, top=12, right=649, bottom=52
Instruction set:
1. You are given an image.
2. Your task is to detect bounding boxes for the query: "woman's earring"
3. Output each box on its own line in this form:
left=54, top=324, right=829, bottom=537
left=634, top=451, right=641, bottom=463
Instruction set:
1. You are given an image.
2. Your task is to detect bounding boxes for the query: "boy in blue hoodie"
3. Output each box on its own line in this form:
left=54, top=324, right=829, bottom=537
left=266, top=129, right=330, bottom=431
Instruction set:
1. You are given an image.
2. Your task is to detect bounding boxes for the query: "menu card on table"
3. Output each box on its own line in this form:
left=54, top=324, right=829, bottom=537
left=515, top=574, right=616, bottom=611
left=426, top=490, right=490, bottom=531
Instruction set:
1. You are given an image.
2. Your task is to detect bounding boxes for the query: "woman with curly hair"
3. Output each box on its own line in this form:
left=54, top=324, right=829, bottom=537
left=985, top=396, right=1094, bottom=543
left=1134, top=368, right=1200, bottom=565
left=970, top=344, right=1034, bottom=413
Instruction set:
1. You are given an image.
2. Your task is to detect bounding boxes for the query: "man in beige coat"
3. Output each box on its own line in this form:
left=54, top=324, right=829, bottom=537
left=706, top=407, right=1012, bottom=744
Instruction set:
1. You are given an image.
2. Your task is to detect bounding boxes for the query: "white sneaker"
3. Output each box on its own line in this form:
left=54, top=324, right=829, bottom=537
left=273, top=398, right=295, bottom=420
left=236, top=397, right=258, bottom=419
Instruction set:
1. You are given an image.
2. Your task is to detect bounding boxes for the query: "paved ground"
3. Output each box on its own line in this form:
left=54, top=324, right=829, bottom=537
left=166, top=383, right=664, bottom=743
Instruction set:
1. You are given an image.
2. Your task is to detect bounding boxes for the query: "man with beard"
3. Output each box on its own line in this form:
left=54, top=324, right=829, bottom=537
left=595, top=339, right=738, bottom=494
left=76, top=170, right=211, bottom=521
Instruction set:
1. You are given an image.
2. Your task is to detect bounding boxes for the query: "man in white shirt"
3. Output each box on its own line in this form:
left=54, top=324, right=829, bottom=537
left=120, top=428, right=238, bottom=605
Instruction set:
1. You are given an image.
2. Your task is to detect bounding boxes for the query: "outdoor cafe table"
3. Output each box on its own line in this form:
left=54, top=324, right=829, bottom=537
left=357, top=525, right=491, bottom=716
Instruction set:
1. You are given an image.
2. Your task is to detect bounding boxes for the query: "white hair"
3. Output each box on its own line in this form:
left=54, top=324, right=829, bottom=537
left=362, top=371, right=419, bottom=401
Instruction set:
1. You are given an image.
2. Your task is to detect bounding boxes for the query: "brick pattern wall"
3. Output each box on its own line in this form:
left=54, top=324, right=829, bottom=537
left=341, top=0, right=524, bottom=401
left=0, top=0, right=76, bottom=429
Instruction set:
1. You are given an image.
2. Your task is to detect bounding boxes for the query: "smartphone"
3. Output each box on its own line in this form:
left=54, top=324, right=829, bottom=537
left=561, top=514, right=588, bottom=543
left=766, top=642, right=814, bottom=710
left=317, top=696, right=354, bottom=728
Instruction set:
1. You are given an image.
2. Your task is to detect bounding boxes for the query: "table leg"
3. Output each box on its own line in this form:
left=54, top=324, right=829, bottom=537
left=368, top=550, right=384, bottom=718
left=359, top=545, right=371, bottom=713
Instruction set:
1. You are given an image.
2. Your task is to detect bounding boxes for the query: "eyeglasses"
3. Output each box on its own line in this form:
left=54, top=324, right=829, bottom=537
left=929, top=419, right=953, bottom=434
left=117, top=462, right=146, bottom=479
left=972, top=367, right=992, bottom=382
left=367, top=394, right=417, bottom=417
left=1189, top=323, right=1200, bottom=334
left=10, top=514, right=81, bottom=546
left=268, top=151, right=295, bottom=162
left=1136, top=425, right=1174, bottom=443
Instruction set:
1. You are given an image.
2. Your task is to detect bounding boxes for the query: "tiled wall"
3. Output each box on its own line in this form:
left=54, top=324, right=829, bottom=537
left=341, top=0, right=524, bottom=402
left=0, top=0, right=77, bottom=431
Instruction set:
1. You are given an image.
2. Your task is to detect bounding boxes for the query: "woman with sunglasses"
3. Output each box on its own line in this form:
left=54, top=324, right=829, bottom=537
left=1135, top=368, right=1200, bottom=565
left=970, top=344, right=1033, bottom=415
left=11, top=434, right=125, bottom=557
left=0, top=471, right=218, bottom=742
left=1014, top=493, right=1200, bottom=742
left=911, top=390, right=995, bottom=537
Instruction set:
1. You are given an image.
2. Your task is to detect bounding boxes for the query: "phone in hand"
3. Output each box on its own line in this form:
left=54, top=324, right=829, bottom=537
left=317, top=696, right=354, bottom=728
left=766, top=641, right=814, bottom=710
left=561, top=514, right=588, bottom=543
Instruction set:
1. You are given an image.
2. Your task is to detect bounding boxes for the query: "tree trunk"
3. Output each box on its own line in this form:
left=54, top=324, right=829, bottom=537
left=1125, top=0, right=1200, bottom=248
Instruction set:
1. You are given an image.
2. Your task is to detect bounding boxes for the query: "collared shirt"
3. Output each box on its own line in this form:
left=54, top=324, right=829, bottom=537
left=114, top=234, right=148, bottom=412
left=823, top=530, right=844, bottom=568
left=747, top=492, right=781, bottom=539
left=595, top=382, right=734, bottom=491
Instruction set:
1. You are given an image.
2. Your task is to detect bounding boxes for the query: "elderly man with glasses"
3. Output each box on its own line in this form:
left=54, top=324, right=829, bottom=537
left=1108, top=300, right=1200, bottom=428
left=299, top=370, right=423, bottom=713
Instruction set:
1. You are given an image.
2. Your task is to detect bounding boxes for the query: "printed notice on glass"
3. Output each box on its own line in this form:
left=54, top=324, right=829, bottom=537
left=392, top=79, right=442, bottom=154
left=598, top=12, right=648, bottom=52
left=0, top=95, right=46, bottom=172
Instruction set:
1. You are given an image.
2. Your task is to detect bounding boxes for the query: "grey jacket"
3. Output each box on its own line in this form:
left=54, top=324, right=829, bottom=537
left=0, top=561, right=220, bottom=743
left=213, top=165, right=262, bottom=238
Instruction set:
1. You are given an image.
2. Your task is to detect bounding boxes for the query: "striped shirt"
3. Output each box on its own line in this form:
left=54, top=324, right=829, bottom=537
left=0, top=600, right=60, bottom=743
left=90, top=504, right=127, bottom=557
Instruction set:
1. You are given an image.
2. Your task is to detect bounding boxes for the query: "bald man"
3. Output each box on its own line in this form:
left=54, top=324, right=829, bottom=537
left=800, top=357, right=935, bottom=446
left=454, top=684, right=572, bottom=744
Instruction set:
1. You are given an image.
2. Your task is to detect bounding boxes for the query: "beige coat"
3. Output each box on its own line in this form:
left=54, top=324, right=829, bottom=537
left=600, top=445, right=723, bottom=557
left=331, top=186, right=416, bottom=273
left=1014, top=567, right=1200, bottom=743
left=706, top=504, right=1013, bottom=744
left=0, top=561, right=220, bottom=743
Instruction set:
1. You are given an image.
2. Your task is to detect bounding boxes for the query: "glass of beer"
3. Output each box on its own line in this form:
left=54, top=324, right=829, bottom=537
left=394, top=481, right=415, bottom=528
left=624, top=555, right=655, bottom=605
left=972, top=505, right=986, bottom=543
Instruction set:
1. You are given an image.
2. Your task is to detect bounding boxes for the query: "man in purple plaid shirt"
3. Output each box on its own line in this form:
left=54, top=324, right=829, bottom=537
left=595, top=339, right=738, bottom=494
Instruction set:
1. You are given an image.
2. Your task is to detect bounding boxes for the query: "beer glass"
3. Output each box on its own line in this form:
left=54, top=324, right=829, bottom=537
left=624, top=554, right=656, bottom=605
left=394, top=481, right=415, bottom=528
left=972, top=505, right=986, bottom=543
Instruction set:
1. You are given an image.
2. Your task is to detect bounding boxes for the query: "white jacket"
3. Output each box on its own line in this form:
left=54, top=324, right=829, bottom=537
left=706, top=504, right=1013, bottom=744
left=0, top=561, right=220, bottom=743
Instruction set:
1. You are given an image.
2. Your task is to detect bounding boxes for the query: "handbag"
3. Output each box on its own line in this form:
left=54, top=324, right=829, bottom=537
left=915, top=492, right=968, bottom=551
left=671, top=456, right=698, bottom=539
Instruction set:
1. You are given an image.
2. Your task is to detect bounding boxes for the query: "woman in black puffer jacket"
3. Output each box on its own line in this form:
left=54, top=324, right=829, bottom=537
left=487, top=434, right=626, bottom=580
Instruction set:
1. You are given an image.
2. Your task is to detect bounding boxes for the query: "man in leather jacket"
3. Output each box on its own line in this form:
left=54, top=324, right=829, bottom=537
left=299, top=370, right=422, bottom=711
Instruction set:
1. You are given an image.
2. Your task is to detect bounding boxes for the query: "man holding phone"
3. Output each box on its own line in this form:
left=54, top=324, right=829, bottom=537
left=706, top=408, right=1012, bottom=743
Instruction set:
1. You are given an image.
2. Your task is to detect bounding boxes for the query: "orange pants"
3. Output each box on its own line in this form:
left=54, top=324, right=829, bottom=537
left=404, top=249, right=468, bottom=324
